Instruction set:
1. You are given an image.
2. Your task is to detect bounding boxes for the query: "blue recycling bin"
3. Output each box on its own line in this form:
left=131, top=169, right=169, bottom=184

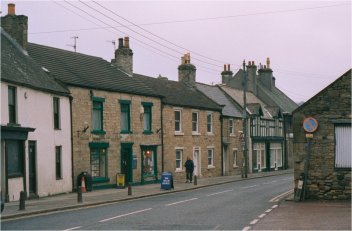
left=161, top=172, right=174, bottom=190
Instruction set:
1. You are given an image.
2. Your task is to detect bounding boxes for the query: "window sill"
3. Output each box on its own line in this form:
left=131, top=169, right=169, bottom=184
left=143, top=131, right=153, bottom=135
left=207, top=132, right=214, bottom=136
left=230, top=134, right=236, bottom=137
left=192, top=132, right=201, bottom=136
left=175, top=169, right=184, bottom=173
left=91, top=130, right=106, bottom=135
left=120, top=131, right=133, bottom=134
left=233, top=165, right=238, bottom=168
left=174, top=132, right=184, bottom=136
left=54, top=128, right=62, bottom=131
left=207, top=166, right=215, bottom=169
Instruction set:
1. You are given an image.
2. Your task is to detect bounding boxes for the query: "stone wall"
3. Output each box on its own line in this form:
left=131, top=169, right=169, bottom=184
left=293, top=71, right=351, bottom=200
left=162, top=105, right=222, bottom=182
left=70, top=87, right=162, bottom=188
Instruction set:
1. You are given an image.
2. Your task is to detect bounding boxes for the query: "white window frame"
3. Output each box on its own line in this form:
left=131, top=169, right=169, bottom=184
left=229, top=119, right=235, bottom=136
left=335, top=124, right=351, bottom=168
left=233, top=148, right=238, bottom=167
left=192, top=111, right=199, bottom=134
left=207, top=112, right=213, bottom=134
left=175, top=147, right=184, bottom=172
left=270, top=143, right=282, bottom=169
left=254, top=143, right=266, bottom=170
left=174, top=109, right=183, bottom=134
left=207, top=147, right=214, bottom=168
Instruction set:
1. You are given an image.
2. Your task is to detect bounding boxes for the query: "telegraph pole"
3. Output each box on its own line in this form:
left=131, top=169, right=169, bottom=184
left=67, top=36, right=78, bottom=52
left=242, top=60, right=248, bottom=178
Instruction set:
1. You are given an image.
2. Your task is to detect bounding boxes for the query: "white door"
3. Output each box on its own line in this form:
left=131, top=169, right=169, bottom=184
left=193, top=148, right=200, bottom=176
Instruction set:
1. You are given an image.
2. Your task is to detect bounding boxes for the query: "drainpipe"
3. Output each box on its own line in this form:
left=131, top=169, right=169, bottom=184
left=220, top=115, right=224, bottom=176
left=69, top=95, right=75, bottom=191
left=161, top=103, right=164, bottom=173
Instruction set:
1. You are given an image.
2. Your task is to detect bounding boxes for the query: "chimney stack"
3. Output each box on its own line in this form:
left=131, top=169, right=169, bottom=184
left=246, top=61, right=258, bottom=95
left=221, top=64, right=233, bottom=84
left=112, top=37, right=133, bottom=76
left=258, top=57, right=273, bottom=90
left=1, top=4, right=28, bottom=50
left=178, top=53, right=196, bottom=86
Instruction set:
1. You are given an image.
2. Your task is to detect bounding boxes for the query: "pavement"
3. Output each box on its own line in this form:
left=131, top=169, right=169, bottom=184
left=0, top=169, right=351, bottom=231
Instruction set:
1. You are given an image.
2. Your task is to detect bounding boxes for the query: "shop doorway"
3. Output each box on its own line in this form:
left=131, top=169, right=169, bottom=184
left=121, top=143, right=133, bottom=185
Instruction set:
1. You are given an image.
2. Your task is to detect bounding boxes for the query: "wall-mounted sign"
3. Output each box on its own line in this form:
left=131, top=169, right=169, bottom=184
left=303, top=117, right=318, bottom=133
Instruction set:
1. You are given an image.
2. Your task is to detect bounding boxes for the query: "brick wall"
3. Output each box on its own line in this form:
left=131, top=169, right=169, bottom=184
left=293, top=71, right=351, bottom=200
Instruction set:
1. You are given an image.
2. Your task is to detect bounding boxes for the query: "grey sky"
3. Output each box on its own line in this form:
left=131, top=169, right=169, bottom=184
left=1, top=0, right=351, bottom=103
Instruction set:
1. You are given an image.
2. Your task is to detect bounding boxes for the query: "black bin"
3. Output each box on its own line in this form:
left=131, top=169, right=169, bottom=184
left=77, top=172, right=92, bottom=192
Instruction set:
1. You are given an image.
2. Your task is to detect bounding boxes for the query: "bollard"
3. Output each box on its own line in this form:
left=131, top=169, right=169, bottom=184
left=77, top=186, right=83, bottom=203
left=128, top=184, right=132, bottom=196
left=19, top=191, right=26, bottom=210
left=193, top=175, right=197, bottom=185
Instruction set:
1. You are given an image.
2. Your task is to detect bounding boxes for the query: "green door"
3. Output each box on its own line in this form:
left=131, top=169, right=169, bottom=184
left=121, top=143, right=133, bottom=184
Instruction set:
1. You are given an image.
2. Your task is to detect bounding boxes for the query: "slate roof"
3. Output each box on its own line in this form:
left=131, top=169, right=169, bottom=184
left=1, top=29, right=69, bottom=95
left=195, top=83, right=242, bottom=118
left=27, top=43, right=161, bottom=98
left=257, top=83, right=298, bottom=113
left=134, top=74, right=222, bottom=111
left=219, top=85, right=272, bottom=118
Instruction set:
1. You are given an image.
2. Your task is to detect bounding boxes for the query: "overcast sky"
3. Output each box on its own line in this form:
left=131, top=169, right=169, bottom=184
left=1, top=0, right=351, bottom=103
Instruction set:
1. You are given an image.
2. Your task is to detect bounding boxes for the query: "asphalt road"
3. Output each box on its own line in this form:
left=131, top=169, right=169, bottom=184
left=2, top=174, right=292, bottom=230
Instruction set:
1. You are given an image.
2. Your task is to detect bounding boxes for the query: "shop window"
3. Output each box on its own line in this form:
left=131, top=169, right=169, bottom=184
left=143, top=150, right=155, bottom=177
left=90, top=148, right=107, bottom=178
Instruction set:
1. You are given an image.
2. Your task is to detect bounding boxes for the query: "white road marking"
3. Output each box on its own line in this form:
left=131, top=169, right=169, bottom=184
left=265, top=208, right=272, bottom=213
left=250, top=219, right=259, bottom=225
left=242, top=226, right=251, bottom=231
left=258, top=213, right=266, bottom=218
left=63, top=227, right=82, bottom=231
left=263, top=180, right=277, bottom=184
left=99, top=208, right=152, bottom=222
left=269, top=189, right=294, bottom=202
left=241, top=185, right=257, bottom=189
left=272, top=204, right=278, bottom=209
left=213, top=224, right=222, bottom=230
left=165, top=197, right=198, bottom=206
left=207, top=189, right=233, bottom=196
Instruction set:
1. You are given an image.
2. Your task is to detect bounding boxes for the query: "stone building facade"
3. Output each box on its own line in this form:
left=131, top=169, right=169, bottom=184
left=292, top=69, right=351, bottom=200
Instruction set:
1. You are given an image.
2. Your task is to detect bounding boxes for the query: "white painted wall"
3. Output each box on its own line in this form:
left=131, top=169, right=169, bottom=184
left=1, top=83, right=72, bottom=201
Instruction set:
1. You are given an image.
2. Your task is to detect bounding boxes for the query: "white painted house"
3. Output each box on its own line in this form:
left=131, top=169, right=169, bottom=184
left=1, top=12, right=72, bottom=202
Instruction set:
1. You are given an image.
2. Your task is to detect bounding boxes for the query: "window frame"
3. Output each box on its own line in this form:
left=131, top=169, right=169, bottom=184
left=7, top=140, right=24, bottom=178
left=207, top=148, right=214, bottom=168
left=229, top=119, right=235, bottom=136
left=192, top=111, right=199, bottom=134
left=142, top=102, right=153, bottom=134
left=119, top=100, right=131, bottom=134
left=175, top=148, right=183, bottom=171
left=53, top=97, right=61, bottom=130
left=207, top=112, right=213, bottom=134
left=233, top=148, right=238, bottom=167
left=55, top=146, right=62, bottom=179
left=174, top=109, right=182, bottom=133
left=92, top=97, right=105, bottom=134
left=8, top=86, right=17, bottom=124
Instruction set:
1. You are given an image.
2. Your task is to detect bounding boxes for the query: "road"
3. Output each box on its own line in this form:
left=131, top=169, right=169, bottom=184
left=2, top=174, right=292, bottom=230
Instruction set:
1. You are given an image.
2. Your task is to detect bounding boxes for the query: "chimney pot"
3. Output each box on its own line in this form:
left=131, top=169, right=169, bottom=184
left=118, top=38, right=123, bottom=48
left=8, top=3, right=15, bottom=16
left=227, top=64, right=230, bottom=71
left=266, top=57, right=270, bottom=69
left=224, top=64, right=227, bottom=71
left=124, top=37, right=130, bottom=48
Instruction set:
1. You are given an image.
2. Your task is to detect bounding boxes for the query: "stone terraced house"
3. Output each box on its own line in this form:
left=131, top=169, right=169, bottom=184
left=135, top=54, right=223, bottom=182
left=292, top=69, right=351, bottom=200
left=28, top=38, right=163, bottom=189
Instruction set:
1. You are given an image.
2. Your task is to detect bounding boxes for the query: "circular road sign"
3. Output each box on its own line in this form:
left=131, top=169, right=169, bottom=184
left=303, top=117, right=318, bottom=133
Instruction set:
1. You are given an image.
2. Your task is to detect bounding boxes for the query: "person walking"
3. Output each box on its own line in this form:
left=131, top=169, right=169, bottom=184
left=184, top=156, right=194, bottom=183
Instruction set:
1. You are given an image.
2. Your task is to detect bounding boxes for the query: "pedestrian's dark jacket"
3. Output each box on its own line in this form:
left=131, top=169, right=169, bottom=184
left=184, top=160, right=194, bottom=172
